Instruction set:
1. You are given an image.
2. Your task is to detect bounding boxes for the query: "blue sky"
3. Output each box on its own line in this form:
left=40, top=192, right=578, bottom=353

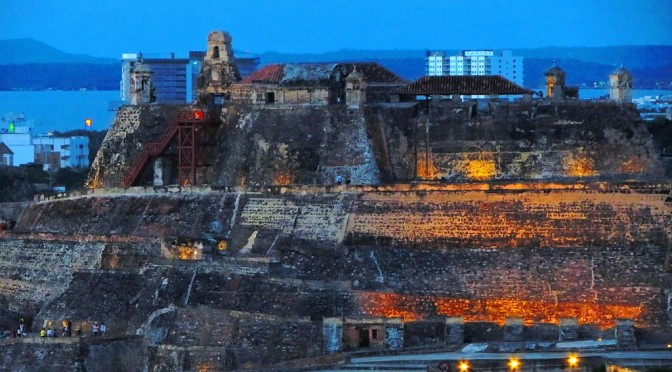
left=2, top=0, right=671, bottom=57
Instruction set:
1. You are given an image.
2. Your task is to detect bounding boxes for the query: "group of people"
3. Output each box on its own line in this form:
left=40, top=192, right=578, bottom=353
left=9, top=317, right=28, bottom=338
left=37, top=319, right=107, bottom=338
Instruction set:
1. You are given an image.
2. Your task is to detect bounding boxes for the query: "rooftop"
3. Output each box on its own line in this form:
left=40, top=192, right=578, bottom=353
left=240, top=62, right=406, bottom=87
left=0, top=142, right=13, bottom=155
left=395, top=75, right=533, bottom=96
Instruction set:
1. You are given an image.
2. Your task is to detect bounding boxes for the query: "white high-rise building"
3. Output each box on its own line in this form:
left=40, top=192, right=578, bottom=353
left=426, top=51, right=447, bottom=76
left=425, top=49, right=524, bottom=86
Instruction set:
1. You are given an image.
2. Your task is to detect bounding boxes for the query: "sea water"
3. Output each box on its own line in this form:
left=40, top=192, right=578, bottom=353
left=0, top=90, right=119, bottom=134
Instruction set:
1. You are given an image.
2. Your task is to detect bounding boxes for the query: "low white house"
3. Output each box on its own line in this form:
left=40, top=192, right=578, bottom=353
left=0, top=142, right=13, bottom=166
left=34, top=135, right=89, bottom=169
left=0, top=113, right=35, bottom=165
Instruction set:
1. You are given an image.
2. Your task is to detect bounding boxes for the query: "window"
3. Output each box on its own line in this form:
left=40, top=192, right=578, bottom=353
left=371, top=329, right=378, bottom=339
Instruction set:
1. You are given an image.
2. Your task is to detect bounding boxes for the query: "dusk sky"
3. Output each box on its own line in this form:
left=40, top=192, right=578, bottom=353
left=2, top=0, right=672, bottom=58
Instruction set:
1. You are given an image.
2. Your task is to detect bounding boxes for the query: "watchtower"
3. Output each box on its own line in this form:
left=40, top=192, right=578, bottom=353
left=345, top=67, right=366, bottom=105
left=609, top=66, right=633, bottom=102
left=545, top=64, right=566, bottom=99
left=130, top=61, right=154, bottom=105
left=201, top=31, right=240, bottom=96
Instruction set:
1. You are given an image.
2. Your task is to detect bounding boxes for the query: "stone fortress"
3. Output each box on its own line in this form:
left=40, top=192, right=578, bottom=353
left=0, top=31, right=670, bottom=371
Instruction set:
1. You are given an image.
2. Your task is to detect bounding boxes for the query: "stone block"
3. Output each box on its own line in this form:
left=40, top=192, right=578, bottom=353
left=504, top=317, right=524, bottom=342
left=445, top=316, right=464, bottom=345
left=384, top=318, right=404, bottom=350
left=559, top=317, right=579, bottom=341
left=322, top=317, right=343, bottom=353
left=615, top=319, right=636, bottom=350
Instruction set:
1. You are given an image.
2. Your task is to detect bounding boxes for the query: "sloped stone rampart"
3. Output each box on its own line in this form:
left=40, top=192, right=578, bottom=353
left=346, top=190, right=671, bottom=248
left=0, top=239, right=105, bottom=312
left=0, top=183, right=670, bottom=368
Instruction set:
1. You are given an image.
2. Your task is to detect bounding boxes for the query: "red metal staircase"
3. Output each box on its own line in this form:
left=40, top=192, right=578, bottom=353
left=121, top=109, right=220, bottom=187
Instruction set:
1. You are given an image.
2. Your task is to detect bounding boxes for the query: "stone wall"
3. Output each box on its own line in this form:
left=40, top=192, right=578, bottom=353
left=0, top=202, right=30, bottom=224
left=1, top=183, right=670, bottom=367
left=87, top=104, right=188, bottom=188
left=366, top=101, right=661, bottom=182
left=148, top=308, right=322, bottom=370
left=6, top=185, right=672, bottom=329
left=0, top=238, right=105, bottom=312
left=212, top=104, right=380, bottom=186
left=0, top=337, right=146, bottom=372
left=346, top=189, right=671, bottom=248
left=87, top=100, right=658, bottom=189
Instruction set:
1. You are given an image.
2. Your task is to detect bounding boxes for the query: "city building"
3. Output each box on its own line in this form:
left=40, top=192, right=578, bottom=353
left=34, top=135, right=89, bottom=169
left=426, top=51, right=447, bottom=76
left=120, top=49, right=260, bottom=105
left=425, top=50, right=524, bottom=86
left=0, top=113, right=35, bottom=166
left=121, top=53, right=191, bottom=104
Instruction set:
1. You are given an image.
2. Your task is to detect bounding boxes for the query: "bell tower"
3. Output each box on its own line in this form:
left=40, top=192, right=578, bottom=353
left=200, top=31, right=240, bottom=97
left=609, top=66, right=633, bottom=102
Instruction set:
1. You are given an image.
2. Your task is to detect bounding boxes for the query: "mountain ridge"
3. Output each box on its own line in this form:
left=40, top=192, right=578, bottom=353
left=0, top=38, right=117, bottom=64
left=0, top=39, right=670, bottom=90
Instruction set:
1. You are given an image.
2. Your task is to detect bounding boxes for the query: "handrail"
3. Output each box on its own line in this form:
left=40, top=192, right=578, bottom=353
left=121, top=109, right=219, bottom=187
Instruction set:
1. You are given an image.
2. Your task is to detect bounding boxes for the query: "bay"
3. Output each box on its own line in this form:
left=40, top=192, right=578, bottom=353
left=0, top=90, right=119, bottom=134
left=578, top=89, right=672, bottom=100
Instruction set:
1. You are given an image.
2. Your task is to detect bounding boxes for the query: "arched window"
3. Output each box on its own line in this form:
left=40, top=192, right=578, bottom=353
left=212, top=46, right=220, bottom=59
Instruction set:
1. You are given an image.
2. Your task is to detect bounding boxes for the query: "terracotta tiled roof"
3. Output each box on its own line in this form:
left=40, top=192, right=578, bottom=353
left=241, top=64, right=285, bottom=84
left=241, top=63, right=337, bottom=86
left=395, top=75, right=533, bottom=95
left=0, top=142, right=13, bottom=155
left=240, top=62, right=407, bottom=87
left=281, top=63, right=335, bottom=86
left=344, top=63, right=407, bottom=85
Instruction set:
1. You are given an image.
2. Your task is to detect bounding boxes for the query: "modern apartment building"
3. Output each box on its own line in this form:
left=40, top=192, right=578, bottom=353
left=425, top=50, right=524, bottom=86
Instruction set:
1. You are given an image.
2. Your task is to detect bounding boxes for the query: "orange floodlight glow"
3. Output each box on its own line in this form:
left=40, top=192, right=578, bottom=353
left=458, top=361, right=470, bottom=372
left=85, top=118, right=92, bottom=126
left=193, top=110, right=204, bottom=120
left=567, top=354, right=580, bottom=368
left=508, top=358, right=520, bottom=370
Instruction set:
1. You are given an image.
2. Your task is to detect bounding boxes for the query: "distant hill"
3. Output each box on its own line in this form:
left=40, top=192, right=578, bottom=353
left=0, top=38, right=116, bottom=64
left=259, top=46, right=672, bottom=89
left=0, top=39, right=670, bottom=90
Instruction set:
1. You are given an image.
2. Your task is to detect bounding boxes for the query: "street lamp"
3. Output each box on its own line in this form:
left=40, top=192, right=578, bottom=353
left=458, top=361, right=470, bottom=372
left=567, top=354, right=580, bottom=368
left=508, top=358, right=520, bottom=371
